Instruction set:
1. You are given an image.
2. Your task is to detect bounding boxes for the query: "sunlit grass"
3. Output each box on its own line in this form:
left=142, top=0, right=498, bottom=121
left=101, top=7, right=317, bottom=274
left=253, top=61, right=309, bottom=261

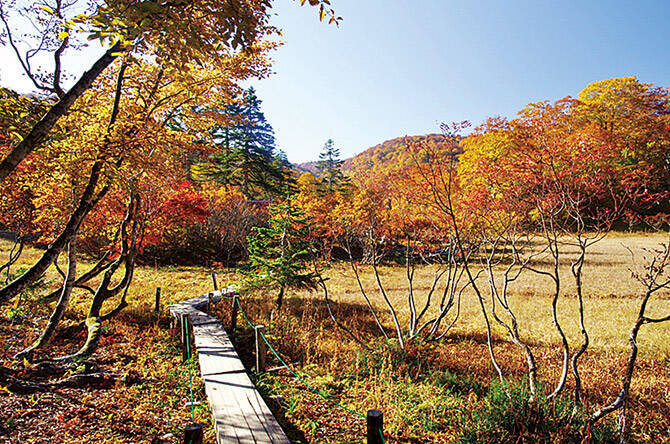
left=296, top=232, right=670, bottom=358
left=2, top=232, right=668, bottom=442
left=0, top=238, right=236, bottom=323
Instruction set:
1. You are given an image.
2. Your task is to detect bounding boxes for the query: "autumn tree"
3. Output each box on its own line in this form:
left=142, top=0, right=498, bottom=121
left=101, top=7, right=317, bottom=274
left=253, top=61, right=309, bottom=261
left=2, top=47, right=282, bottom=363
left=302, top=135, right=478, bottom=352
left=454, top=78, right=668, bottom=403
left=0, top=0, right=340, bottom=183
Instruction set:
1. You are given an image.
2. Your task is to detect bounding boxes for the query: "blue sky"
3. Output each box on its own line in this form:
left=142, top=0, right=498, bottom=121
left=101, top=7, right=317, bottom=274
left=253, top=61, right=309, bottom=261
left=1, top=0, right=668, bottom=163
left=256, top=0, right=669, bottom=162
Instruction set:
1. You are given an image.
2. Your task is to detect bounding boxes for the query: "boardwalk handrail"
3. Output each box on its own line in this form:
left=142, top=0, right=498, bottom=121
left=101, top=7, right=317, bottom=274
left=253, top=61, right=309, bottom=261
left=170, top=289, right=386, bottom=444
left=169, top=290, right=290, bottom=444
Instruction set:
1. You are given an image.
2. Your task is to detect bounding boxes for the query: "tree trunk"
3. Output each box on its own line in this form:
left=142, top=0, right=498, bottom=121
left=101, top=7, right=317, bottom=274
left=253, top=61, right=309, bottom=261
left=0, top=160, right=106, bottom=303
left=276, top=285, right=285, bottom=311
left=571, top=250, right=589, bottom=408
left=587, top=317, right=643, bottom=439
left=55, top=193, right=139, bottom=362
left=348, top=251, right=389, bottom=340
left=14, top=239, right=77, bottom=361
left=0, top=42, right=123, bottom=183
left=0, top=236, right=23, bottom=285
left=41, top=253, right=112, bottom=302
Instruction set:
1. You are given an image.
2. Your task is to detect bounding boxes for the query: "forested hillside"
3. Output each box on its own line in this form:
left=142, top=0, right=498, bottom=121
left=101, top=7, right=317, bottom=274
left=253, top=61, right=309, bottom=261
left=297, top=133, right=460, bottom=177
left=342, top=133, right=460, bottom=174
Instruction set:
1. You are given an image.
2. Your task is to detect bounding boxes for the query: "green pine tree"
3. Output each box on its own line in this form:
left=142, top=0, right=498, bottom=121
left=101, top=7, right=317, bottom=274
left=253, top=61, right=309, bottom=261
left=243, top=197, right=317, bottom=311
left=208, top=88, right=292, bottom=199
left=316, top=139, right=345, bottom=193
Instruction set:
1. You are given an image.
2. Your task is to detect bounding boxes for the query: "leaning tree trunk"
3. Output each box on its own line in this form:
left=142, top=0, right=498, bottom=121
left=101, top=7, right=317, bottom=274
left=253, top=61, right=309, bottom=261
left=69, top=287, right=112, bottom=362
left=0, top=235, right=24, bottom=284
left=14, top=239, right=77, bottom=361
left=0, top=42, right=124, bottom=183
left=587, top=312, right=643, bottom=442
left=54, top=193, right=140, bottom=363
left=0, top=160, right=107, bottom=303
left=276, top=285, right=285, bottom=311
left=42, top=253, right=112, bottom=302
left=588, top=270, right=670, bottom=442
left=348, top=252, right=389, bottom=340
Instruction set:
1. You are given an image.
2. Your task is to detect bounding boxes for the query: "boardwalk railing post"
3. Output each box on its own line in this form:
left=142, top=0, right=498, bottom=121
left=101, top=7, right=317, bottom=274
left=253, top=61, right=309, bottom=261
left=155, top=287, right=161, bottom=315
left=170, top=313, right=176, bottom=333
left=255, top=325, right=266, bottom=372
left=211, top=272, right=218, bottom=291
left=179, top=313, right=185, bottom=342
left=231, top=294, right=239, bottom=336
left=367, top=409, right=383, bottom=444
left=184, top=422, right=203, bottom=444
left=181, top=314, right=191, bottom=362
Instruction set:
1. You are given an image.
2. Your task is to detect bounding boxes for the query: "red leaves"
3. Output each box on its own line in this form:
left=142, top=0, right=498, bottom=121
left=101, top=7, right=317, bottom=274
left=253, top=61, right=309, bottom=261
left=162, top=183, right=210, bottom=225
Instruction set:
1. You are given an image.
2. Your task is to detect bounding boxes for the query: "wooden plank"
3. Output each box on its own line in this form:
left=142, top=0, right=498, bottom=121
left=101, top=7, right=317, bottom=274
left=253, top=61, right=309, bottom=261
left=206, top=374, right=257, bottom=443
left=169, top=291, right=290, bottom=444
left=205, top=375, right=252, bottom=443
left=222, top=371, right=273, bottom=443
left=247, top=387, right=291, bottom=443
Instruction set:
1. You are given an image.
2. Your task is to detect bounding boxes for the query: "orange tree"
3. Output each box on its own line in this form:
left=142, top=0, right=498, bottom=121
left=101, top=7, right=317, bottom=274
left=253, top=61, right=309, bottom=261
left=457, top=77, right=669, bottom=406
left=0, top=0, right=339, bottom=182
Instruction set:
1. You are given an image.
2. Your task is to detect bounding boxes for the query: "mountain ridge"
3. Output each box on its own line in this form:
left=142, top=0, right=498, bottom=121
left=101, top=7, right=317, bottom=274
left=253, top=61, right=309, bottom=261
left=294, top=133, right=453, bottom=176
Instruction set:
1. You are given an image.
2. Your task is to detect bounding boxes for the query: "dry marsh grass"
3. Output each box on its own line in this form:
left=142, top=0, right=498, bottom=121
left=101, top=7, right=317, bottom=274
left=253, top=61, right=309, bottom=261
left=308, top=232, right=670, bottom=358
left=0, top=238, right=236, bottom=323
left=2, top=232, right=669, bottom=442
left=277, top=232, right=670, bottom=441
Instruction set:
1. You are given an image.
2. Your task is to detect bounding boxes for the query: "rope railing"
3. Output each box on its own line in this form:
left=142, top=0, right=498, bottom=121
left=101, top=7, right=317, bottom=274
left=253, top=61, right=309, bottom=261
left=173, top=284, right=386, bottom=444
left=232, top=296, right=386, bottom=443
left=180, top=315, right=203, bottom=444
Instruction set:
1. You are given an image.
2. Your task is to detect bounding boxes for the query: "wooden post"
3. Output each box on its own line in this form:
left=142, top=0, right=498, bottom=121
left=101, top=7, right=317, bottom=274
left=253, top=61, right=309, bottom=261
left=367, top=409, right=384, bottom=444
left=255, top=325, right=266, bottom=372
left=183, top=422, right=203, bottom=444
left=179, top=313, right=185, bottom=343
left=211, top=272, right=218, bottom=291
left=181, top=314, right=190, bottom=362
left=230, top=294, right=239, bottom=337
left=154, top=287, right=161, bottom=314
left=208, top=291, right=213, bottom=310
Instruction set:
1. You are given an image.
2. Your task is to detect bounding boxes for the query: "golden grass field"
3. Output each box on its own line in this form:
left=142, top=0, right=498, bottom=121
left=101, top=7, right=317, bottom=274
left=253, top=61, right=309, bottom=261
left=1, top=232, right=669, bottom=443
left=269, top=231, right=670, bottom=442
left=313, top=231, right=670, bottom=359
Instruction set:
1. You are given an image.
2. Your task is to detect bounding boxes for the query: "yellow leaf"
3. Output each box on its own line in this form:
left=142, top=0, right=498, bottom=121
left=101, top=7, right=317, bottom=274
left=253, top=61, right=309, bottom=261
left=39, top=5, right=54, bottom=14
left=58, top=31, right=69, bottom=39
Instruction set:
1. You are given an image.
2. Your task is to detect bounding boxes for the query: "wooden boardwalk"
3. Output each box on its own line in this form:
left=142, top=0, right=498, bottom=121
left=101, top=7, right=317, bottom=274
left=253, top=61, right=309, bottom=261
left=170, top=292, right=290, bottom=444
